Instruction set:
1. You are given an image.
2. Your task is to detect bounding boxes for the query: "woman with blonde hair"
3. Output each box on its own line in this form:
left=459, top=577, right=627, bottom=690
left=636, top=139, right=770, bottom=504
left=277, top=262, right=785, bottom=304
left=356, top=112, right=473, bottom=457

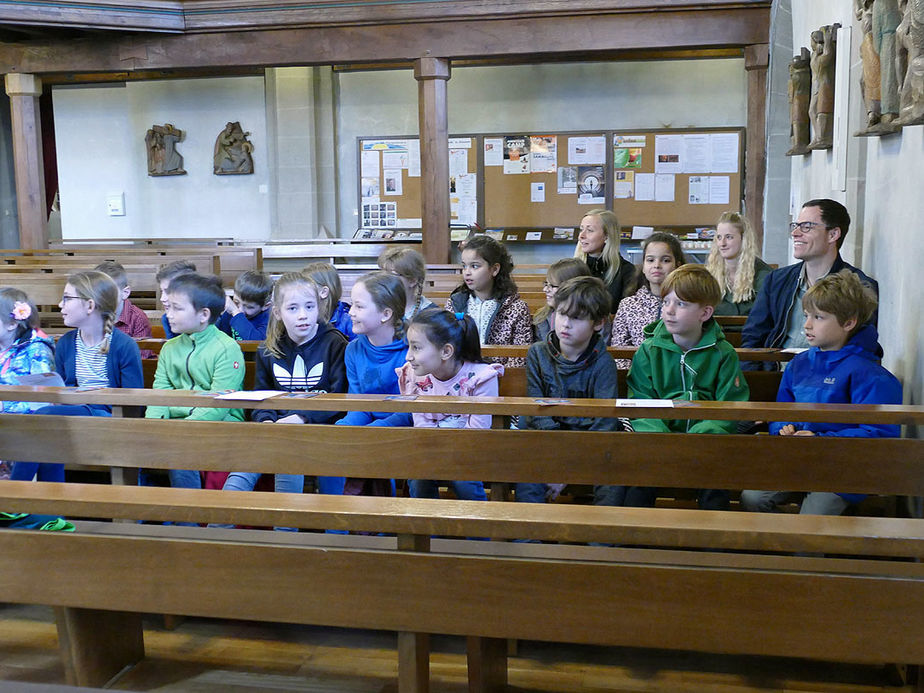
left=574, top=209, right=636, bottom=309
left=705, top=211, right=772, bottom=317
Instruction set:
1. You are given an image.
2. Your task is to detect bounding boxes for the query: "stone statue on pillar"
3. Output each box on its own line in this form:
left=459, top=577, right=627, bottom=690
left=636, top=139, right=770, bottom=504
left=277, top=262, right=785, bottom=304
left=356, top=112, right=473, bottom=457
left=808, top=24, right=840, bottom=150
left=855, top=0, right=884, bottom=134
left=786, top=47, right=812, bottom=155
left=896, top=0, right=924, bottom=125
left=872, top=0, right=904, bottom=132
left=213, top=121, right=254, bottom=175
left=145, top=124, right=186, bottom=176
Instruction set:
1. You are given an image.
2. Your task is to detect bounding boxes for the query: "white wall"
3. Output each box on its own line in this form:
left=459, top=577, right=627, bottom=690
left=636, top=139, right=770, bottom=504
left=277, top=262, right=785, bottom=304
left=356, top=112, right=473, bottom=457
left=53, top=76, right=270, bottom=240
left=334, top=58, right=748, bottom=255
left=777, top=0, right=923, bottom=413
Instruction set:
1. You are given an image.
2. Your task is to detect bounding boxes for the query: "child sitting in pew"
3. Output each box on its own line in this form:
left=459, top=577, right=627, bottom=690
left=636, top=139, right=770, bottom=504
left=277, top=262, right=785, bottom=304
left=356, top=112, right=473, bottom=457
left=740, top=270, right=902, bottom=516
left=13, top=271, right=144, bottom=483
left=155, top=260, right=197, bottom=339
left=94, top=261, right=153, bottom=348
left=216, top=270, right=274, bottom=341
left=446, top=235, right=531, bottom=368
left=145, top=274, right=245, bottom=493
left=303, top=262, right=356, bottom=341
left=213, top=272, right=348, bottom=530
left=517, top=276, right=624, bottom=505
left=532, top=258, right=592, bottom=344
left=398, top=308, right=502, bottom=501
left=626, top=264, right=749, bottom=510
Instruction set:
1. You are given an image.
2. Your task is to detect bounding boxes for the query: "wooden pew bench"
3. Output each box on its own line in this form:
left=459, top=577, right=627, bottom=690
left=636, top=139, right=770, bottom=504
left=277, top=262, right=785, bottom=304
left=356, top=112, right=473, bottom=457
left=0, top=389, right=920, bottom=692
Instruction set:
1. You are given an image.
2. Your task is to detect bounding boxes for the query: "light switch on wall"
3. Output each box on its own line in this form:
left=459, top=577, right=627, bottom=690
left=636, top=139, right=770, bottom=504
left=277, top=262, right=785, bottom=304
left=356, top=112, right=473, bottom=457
left=106, top=193, right=125, bottom=216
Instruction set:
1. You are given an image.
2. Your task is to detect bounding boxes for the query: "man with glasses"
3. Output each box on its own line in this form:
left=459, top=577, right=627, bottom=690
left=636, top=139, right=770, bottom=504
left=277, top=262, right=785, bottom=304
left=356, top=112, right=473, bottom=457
left=742, top=198, right=878, bottom=364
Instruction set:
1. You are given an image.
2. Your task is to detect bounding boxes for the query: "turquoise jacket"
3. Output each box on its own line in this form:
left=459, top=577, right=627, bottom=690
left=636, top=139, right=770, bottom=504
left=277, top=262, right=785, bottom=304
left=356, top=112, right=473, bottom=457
left=145, top=324, right=245, bottom=422
left=626, top=317, right=749, bottom=434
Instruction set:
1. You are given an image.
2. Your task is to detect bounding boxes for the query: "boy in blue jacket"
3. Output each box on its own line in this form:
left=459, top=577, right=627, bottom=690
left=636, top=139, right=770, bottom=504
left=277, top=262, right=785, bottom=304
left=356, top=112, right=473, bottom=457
left=216, top=270, right=274, bottom=341
left=741, top=270, right=902, bottom=515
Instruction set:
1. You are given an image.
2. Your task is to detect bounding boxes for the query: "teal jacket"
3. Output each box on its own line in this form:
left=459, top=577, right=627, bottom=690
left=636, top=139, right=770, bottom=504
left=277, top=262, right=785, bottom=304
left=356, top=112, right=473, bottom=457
left=145, top=324, right=245, bottom=422
left=626, top=317, right=749, bottom=434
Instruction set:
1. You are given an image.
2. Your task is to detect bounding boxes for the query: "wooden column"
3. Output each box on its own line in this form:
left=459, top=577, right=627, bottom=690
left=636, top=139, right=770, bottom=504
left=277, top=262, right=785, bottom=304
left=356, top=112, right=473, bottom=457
left=414, top=58, right=450, bottom=264
left=744, top=44, right=769, bottom=246
left=396, top=533, right=431, bottom=693
left=4, top=73, right=48, bottom=249
left=55, top=606, right=144, bottom=687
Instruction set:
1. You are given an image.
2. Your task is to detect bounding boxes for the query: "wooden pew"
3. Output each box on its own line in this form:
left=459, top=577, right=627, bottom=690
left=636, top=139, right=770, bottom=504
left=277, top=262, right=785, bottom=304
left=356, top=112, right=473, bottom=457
left=0, top=390, right=920, bottom=691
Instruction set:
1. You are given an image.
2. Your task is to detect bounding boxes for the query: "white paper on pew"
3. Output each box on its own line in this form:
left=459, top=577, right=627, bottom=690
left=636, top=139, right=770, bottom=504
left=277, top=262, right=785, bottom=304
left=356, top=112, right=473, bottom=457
left=18, top=372, right=66, bottom=387
left=214, top=390, right=287, bottom=401
left=781, top=347, right=808, bottom=354
left=615, top=399, right=674, bottom=407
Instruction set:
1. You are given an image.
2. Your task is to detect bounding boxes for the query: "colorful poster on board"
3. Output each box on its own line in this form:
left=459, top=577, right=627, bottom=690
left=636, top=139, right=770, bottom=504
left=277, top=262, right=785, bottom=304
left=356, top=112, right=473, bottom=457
left=529, top=135, right=557, bottom=173
left=503, top=135, right=530, bottom=174
left=613, top=147, right=642, bottom=169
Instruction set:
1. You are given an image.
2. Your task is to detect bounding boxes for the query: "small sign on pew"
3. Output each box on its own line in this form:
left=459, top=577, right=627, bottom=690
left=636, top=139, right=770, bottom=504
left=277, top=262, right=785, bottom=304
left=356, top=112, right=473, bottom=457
left=213, top=390, right=287, bottom=401
left=615, top=399, right=674, bottom=407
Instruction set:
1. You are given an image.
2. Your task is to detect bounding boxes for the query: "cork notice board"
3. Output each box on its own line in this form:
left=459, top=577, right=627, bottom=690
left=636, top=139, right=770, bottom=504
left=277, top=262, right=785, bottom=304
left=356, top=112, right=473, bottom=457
left=483, top=128, right=744, bottom=230
left=357, top=136, right=478, bottom=232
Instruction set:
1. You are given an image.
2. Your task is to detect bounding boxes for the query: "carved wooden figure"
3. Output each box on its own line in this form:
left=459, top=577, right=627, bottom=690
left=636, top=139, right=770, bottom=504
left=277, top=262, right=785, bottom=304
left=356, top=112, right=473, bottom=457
left=873, top=0, right=904, bottom=132
left=896, top=0, right=924, bottom=124
left=213, top=121, right=254, bottom=175
left=856, top=0, right=884, bottom=134
left=786, top=48, right=812, bottom=155
left=808, top=24, right=840, bottom=150
left=145, top=124, right=186, bottom=176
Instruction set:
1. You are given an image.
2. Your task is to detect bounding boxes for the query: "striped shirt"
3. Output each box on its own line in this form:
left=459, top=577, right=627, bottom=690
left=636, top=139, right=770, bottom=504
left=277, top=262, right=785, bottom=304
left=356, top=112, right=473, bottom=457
left=75, top=332, right=110, bottom=388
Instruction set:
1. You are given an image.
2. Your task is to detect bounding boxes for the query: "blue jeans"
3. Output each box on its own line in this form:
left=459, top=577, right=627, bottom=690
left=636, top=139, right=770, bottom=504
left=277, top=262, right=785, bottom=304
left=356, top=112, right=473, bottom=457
left=515, top=483, right=628, bottom=506
left=210, top=472, right=305, bottom=531
left=12, top=405, right=111, bottom=483
left=409, top=479, right=487, bottom=501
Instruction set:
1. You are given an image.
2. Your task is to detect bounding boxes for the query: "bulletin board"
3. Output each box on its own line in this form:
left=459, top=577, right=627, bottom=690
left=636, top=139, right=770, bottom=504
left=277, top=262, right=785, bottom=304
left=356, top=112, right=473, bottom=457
left=357, top=136, right=478, bottom=233
left=482, top=128, right=745, bottom=231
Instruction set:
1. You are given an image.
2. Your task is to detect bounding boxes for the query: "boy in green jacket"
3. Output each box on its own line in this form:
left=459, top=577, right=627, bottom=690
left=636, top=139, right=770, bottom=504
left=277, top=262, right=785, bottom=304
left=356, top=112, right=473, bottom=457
left=626, top=264, right=749, bottom=510
left=146, top=273, right=245, bottom=490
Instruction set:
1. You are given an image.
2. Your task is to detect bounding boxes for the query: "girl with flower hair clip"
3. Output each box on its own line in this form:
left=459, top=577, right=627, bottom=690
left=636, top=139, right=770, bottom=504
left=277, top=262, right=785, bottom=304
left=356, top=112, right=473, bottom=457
left=0, top=288, right=55, bottom=413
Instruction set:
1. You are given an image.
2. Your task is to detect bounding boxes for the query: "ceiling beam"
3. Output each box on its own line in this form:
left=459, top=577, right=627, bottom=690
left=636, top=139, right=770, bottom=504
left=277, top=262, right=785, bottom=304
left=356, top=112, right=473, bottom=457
left=0, top=7, right=769, bottom=75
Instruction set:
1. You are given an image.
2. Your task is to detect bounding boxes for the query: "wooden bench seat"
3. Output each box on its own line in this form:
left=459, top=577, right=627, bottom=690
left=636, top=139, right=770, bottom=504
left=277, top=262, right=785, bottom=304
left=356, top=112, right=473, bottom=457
left=0, top=389, right=920, bottom=691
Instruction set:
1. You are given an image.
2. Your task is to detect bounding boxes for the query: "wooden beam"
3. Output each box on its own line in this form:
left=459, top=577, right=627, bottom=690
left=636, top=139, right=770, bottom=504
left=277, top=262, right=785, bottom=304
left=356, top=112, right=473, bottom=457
left=0, top=8, right=770, bottom=74
left=0, top=0, right=185, bottom=33
left=4, top=73, right=48, bottom=249
left=415, top=58, right=451, bottom=263
left=744, top=43, right=769, bottom=244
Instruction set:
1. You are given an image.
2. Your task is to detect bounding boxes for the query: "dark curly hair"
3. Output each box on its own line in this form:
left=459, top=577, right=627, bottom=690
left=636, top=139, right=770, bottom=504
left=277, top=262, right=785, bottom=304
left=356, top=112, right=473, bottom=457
left=457, top=235, right=519, bottom=300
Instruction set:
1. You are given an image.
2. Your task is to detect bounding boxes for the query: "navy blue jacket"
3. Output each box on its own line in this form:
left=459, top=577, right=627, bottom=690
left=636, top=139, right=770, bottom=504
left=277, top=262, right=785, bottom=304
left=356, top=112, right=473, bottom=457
left=54, top=328, right=144, bottom=413
left=216, top=308, right=270, bottom=341
left=770, top=323, right=902, bottom=502
left=741, top=254, right=878, bottom=368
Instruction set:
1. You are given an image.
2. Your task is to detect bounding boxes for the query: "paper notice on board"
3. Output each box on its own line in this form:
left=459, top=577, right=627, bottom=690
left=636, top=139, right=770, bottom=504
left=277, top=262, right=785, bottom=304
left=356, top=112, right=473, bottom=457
left=448, top=137, right=472, bottom=149
left=454, top=172, right=477, bottom=199
left=407, top=140, right=421, bottom=177
left=361, top=177, right=380, bottom=200
left=709, top=175, right=730, bottom=204
left=530, top=182, right=546, bottom=202
left=688, top=175, right=709, bottom=204
left=568, top=136, right=605, bottom=165
left=484, top=137, right=503, bottom=166
left=613, top=170, right=634, bottom=199
left=360, top=150, right=379, bottom=177
left=635, top=173, right=655, bottom=201
left=577, top=165, right=605, bottom=204
left=654, top=174, right=675, bottom=202
left=557, top=166, right=577, bottom=193
left=449, top=148, right=468, bottom=177
left=631, top=226, right=654, bottom=240
left=654, top=134, right=683, bottom=174
left=503, top=135, right=530, bottom=174
left=451, top=197, right=477, bottom=225
left=529, top=135, right=557, bottom=173
left=710, top=133, right=739, bottom=173
left=682, top=134, right=710, bottom=174
left=383, top=169, right=402, bottom=196
left=614, top=134, right=647, bottom=148
left=382, top=151, right=408, bottom=170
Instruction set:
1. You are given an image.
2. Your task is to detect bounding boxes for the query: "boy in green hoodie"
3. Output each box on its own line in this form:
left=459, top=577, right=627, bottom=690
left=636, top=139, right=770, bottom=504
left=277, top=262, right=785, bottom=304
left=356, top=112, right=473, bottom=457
left=145, top=273, right=245, bottom=490
left=626, top=264, right=749, bottom=510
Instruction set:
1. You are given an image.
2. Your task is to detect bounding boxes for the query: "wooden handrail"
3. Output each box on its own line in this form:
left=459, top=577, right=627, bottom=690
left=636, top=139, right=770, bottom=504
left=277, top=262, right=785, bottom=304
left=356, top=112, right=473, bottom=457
left=0, top=385, right=919, bottom=424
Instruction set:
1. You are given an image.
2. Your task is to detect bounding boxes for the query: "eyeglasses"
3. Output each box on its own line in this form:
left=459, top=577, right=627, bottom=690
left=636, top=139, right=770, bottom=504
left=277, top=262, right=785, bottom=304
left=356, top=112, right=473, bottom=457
left=542, top=282, right=559, bottom=291
left=789, top=221, right=829, bottom=233
left=60, top=295, right=85, bottom=303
